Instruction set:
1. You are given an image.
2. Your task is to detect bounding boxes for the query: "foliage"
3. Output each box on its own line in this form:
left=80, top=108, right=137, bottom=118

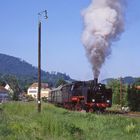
left=0, top=102, right=140, bottom=140
left=107, top=79, right=140, bottom=111
left=107, top=79, right=128, bottom=106
left=102, top=76, right=138, bottom=85
left=0, top=53, right=38, bottom=77
left=55, top=78, right=68, bottom=87
left=127, top=85, right=140, bottom=111
left=0, top=75, right=20, bottom=100
left=24, top=95, right=35, bottom=102
left=135, top=78, right=140, bottom=84
left=42, top=97, right=48, bottom=102
left=0, top=53, right=73, bottom=91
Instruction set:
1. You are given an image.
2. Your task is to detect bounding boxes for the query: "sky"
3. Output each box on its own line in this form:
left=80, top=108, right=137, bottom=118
left=0, top=0, right=140, bottom=81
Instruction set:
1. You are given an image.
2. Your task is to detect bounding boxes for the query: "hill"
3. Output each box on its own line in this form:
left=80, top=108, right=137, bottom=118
left=101, top=76, right=140, bottom=85
left=0, top=53, right=38, bottom=76
left=0, top=53, right=73, bottom=88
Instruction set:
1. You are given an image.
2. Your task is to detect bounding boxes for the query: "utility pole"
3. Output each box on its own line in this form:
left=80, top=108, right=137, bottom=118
left=37, top=10, right=48, bottom=113
left=120, top=77, right=122, bottom=107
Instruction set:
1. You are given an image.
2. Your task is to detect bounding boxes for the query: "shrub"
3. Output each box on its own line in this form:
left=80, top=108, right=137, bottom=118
left=127, top=85, right=140, bottom=111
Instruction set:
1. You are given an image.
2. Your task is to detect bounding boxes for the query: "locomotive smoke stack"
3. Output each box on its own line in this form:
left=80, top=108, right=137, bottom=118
left=94, top=78, right=98, bottom=86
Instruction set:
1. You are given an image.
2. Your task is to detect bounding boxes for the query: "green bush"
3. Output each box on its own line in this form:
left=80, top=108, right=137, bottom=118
left=127, top=85, right=140, bottom=111
left=25, top=94, right=35, bottom=101
left=107, top=79, right=129, bottom=106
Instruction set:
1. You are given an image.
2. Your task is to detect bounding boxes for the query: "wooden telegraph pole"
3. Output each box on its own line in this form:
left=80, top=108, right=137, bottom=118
left=37, top=10, right=48, bottom=113
left=38, top=20, right=41, bottom=112
left=120, top=77, right=122, bottom=107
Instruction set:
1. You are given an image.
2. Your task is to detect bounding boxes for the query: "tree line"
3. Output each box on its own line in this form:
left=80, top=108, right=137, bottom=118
left=0, top=73, right=69, bottom=101
left=107, top=78, right=140, bottom=111
left=0, top=73, right=139, bottom=111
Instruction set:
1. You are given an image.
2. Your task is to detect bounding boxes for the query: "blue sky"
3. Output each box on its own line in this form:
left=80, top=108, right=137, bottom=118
left=0, top=0, right=140, bottom=81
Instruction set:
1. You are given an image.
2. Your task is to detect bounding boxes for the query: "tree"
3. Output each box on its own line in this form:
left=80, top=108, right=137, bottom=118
left=55, top=78, right=67, bottom=87
left=3, top=74, right=21, bottom=100
left=107, top=79, right=128, bottom=106
left=127, top=84, right=140, bottom=111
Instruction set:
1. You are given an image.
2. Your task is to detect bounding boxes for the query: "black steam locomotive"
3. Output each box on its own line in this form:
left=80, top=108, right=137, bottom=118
left=48, top=79, right=112, bottom=112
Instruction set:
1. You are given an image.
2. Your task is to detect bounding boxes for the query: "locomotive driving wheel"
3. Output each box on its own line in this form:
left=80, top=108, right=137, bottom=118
left=75, top=103, right=82, bottom=111
left=89, top=108, right=94, bottom=113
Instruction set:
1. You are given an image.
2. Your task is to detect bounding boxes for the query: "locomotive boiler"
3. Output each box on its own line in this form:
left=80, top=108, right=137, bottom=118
left=48, top=79, right=112, bottom=112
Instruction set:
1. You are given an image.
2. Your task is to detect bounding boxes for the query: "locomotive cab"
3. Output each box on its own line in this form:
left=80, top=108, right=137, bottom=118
left=70, top=81, right=85, bottom=103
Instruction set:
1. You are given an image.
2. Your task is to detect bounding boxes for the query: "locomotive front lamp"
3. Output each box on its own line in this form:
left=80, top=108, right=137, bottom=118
left=92, top=99, right=95, bottom=102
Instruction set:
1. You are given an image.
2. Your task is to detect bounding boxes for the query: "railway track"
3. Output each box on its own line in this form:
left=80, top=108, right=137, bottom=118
left=123, top=112, right=140, bottom=118
left=104, top=110, right=140, bottom=118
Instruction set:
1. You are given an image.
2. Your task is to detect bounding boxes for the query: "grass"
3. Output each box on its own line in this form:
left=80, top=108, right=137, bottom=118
left=0, top=102, right=140, bottom=140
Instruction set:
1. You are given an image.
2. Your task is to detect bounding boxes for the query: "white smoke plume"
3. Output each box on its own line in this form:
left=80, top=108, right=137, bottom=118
left=82, top=0, right=126, bottom=78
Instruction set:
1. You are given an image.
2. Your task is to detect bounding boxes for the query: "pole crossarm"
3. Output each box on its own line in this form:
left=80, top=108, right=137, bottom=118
left=38, top=10, right=48, bottom=22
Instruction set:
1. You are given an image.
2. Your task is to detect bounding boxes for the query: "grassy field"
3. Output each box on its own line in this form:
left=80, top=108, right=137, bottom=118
left=0, top=102, right=140, bottom=140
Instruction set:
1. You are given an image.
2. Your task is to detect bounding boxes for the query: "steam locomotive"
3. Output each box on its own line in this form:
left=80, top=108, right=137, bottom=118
left=48, top=79, right=112, bottom=112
